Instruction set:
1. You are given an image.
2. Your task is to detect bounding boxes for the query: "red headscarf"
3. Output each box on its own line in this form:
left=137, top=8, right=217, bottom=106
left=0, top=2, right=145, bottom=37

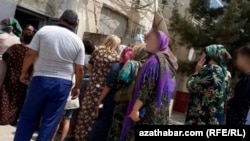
left=120, top=46, right=133, bottom=64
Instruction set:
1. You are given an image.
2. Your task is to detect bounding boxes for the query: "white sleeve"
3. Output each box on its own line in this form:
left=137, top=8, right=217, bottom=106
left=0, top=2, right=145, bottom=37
left=74, top=41, right=85, bottom=66
left=29, top=29, right=41, bottom=51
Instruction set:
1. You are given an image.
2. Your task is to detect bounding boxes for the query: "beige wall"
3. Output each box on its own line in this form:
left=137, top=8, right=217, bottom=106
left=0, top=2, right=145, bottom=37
left=13, top=0, right=63, bottom=17
left=72, top=0, right=155, bottom=39
left=163, top=0, right=191, bottom=93
left=9, top=0, right=155, bottom=39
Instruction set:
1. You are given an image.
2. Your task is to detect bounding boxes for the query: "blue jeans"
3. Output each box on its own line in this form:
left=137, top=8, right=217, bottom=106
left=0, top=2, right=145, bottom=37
left=14, top=76, right=72, bottom=141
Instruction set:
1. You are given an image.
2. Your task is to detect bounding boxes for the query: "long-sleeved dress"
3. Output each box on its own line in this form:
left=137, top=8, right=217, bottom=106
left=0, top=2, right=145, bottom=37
left=0, top=44, right=31, bottom=125
left=226, top=73, right=250, bottom=125
left=125, top=58, right=171, bottom=141
left=185, top=64, right=230, bottom=125
left=73, top=48, right=119, bottom=141
left=88, top=62, right=123, bottom=141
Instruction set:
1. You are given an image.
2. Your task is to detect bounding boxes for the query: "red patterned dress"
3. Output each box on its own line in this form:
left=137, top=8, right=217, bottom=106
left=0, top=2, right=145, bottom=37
left=0, top=44, right=32, bottom=125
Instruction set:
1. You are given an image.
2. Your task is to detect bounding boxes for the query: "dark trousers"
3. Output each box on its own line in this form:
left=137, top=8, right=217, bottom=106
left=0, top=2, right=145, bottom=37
left=14, top=76, right=72, bottom=141
left=88, top=90, right=116, bottom=141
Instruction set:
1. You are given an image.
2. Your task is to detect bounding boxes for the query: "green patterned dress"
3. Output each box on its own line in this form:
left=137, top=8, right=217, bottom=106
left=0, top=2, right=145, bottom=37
left=185, top=64, right=230, bottom=125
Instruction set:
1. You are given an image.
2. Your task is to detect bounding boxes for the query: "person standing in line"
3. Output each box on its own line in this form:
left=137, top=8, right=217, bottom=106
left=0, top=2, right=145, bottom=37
left=185, top=44, right=231, bottom=125
left=107, top=44, right=148, bottom=141
left=226, top=45, right=250, bottom=125
left=0, top=24, right=34, bottom=125
left=14, top=9, right=85, bottom=141
left=120, top=30, right=178, bottom=141
left=0, top=18, right=22, bottom=87
left=74, top=35, right=120, bottom=141
left=71, top=39, right=96, bottom=129
left=87, top=46, right=133, bottom=141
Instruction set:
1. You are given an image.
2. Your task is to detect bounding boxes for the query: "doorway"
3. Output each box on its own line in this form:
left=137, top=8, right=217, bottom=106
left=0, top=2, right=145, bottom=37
left=14, top=7, right=48, bottom=30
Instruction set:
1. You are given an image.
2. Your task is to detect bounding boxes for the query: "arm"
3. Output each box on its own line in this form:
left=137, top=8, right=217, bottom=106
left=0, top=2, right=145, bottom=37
left=129, top=61, right=157, bottom=122
left=132, top=100, right=143, bottom=111
left=71, top=41, right=85, bottom=99
left=98, top=86, right=111, bottom=104
left=98, top=63, right=121, bottom=104
left=186, top=65, right=213, bottom=94
left=22, top=49, right=37, bottom=74
left=20, top=28, right=41, bottom=84
left=20, top=49, right=38, bottom=85
left=74, top=64, right=84, bottom=89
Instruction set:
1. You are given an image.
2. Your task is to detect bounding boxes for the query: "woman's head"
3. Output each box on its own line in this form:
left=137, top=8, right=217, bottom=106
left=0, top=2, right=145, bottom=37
left=120, top=46, right=133, bottom=64
left=83, top=39, right=95, bottom=55
left=204, top=44, right=231, bottom=72
left=237, top=45, right=250, bottom=72
left=132, top=44, right=148, bottom=61
left=0, top=18, right=22, bottom=37
left=145, top=29, right=169, bottom=53
left=101, top=35, right=121, bottom=53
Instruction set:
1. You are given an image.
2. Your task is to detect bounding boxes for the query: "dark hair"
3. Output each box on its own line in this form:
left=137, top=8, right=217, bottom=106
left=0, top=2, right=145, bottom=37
left=25, top=24, right=36, bottom=32
left=238, top=45, right=250, bottom=58
left=22, top=32, right=34, bottom=44
left=83, top=39, right=95, bottom=54
left=60, top=9, right=78, bottom=26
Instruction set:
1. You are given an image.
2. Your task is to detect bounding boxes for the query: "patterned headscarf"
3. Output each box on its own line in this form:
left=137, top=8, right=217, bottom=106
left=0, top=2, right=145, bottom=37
left=132, top=44, right=148, bottom=61
left=205, top=44, right=231, bottom=75
left=120, top=30, right=178, bottom=141
left=0, top=18, right=22, bottom=38
left=120, top=46, right=133, bottom=64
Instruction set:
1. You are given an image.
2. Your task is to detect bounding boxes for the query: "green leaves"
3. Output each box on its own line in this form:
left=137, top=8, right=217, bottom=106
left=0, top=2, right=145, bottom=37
left=171, top=0, right=250, bottom=75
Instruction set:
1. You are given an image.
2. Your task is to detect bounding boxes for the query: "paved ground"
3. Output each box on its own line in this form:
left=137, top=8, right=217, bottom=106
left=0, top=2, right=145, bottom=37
left=0, top=112, right=185, bottom=141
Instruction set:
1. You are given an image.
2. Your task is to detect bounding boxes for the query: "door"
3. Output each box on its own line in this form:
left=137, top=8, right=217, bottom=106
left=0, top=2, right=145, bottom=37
left=173, top=91, right=189, bottom=113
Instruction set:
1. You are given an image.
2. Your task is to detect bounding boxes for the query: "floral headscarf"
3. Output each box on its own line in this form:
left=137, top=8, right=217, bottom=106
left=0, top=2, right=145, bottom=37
left=120, top=46, right=133, bottom=64
left=0, top=18, right=22, bottom=38
left=205, top=44, right=231, bottom=75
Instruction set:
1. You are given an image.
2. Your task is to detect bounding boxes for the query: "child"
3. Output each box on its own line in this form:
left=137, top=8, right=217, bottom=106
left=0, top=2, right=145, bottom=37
left=52, top=76, right=79, bottom=141
left=226, top=45, right=250, bottom=125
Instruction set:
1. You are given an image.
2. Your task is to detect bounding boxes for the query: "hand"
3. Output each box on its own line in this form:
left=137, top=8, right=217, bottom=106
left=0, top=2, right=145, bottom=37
left=20, top=73, right=30, bottom=85
left=129, top=110, right=140, bottom=122
left=194, top=56, right=206, bottom=74
left=71, top=87, right=80, bottom=100
left=95, top=101, right=102, bottom=118
left=95, top=106, right=100, bottom=119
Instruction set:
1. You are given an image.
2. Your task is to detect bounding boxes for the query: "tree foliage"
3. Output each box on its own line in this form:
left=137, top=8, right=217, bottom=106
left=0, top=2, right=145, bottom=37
left=171, top=0, right=250, bottom=76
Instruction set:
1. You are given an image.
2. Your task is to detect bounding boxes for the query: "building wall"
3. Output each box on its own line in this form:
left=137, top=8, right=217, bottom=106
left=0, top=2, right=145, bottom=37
left=74, top=0, right=155, bottom=41
left=98, top=7, right=128, bottom=38
left=159, top=0, right=192, bottom=93
left=3, top=0, right=154, bottom=42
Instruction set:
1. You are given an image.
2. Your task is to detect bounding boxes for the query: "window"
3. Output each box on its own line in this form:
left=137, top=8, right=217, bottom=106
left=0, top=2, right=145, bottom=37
left=210, top=0, right=224, bottom=9
left=98, top=6, right=128, bottom=37
left=15, top=7, right=48, bottom=30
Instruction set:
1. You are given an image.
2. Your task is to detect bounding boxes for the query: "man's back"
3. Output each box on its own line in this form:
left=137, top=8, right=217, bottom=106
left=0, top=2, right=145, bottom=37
left=30, top=25, right=85, bottom=81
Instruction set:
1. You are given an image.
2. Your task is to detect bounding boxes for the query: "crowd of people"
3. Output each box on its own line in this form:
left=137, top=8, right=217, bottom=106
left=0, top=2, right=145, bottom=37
left=0, top=9, right=249, bottom=141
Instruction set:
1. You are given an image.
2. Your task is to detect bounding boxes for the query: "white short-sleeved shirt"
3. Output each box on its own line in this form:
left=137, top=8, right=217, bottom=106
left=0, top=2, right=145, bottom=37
left=30, top=25, right=85, bottom=81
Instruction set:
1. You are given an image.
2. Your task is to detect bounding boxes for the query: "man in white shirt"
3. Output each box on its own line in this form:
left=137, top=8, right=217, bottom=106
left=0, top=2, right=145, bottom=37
left=14, top=9, right=85, bottom=141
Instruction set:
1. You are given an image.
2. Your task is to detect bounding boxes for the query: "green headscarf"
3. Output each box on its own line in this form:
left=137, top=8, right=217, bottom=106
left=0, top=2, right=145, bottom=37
left=0, top=18, right=22, bottom=38
left=205, top=44, right=231, bottom=75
